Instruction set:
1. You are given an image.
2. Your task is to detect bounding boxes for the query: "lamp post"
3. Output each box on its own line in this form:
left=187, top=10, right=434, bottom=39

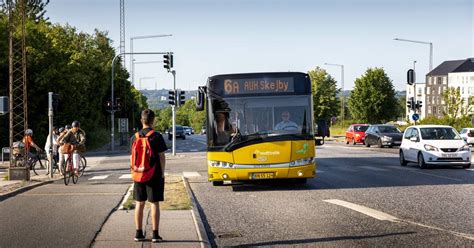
left=171, top=70, right=176, bottom=156
left=324, top=63, right=345, bottom=126
left=394, top=38, right=433, bottom=71
left=130, top=34, right=172, bottom=86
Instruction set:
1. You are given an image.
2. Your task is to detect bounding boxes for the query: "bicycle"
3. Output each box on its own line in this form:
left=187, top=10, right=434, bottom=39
left=78, top=153, right=87, bottom=177
left=62, top=152, right=79, bottom=185
left=28, top=152, right=48, bottom=176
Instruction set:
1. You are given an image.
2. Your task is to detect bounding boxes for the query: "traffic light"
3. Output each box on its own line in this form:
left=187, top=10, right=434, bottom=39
left=416, top=100, right=423, bottom=110
left=106, top=99, right=113, bottom=110
left=177, top=91, right=185, bottom=107
left=163, top=53, right=173, bottom=72
left=407, top=97, right=415, bottom=111
left=407, top=69, right=415, bottom=85
left=115, top=98, right=122, bottom=111
left=168, top=90, right=176, bottom=105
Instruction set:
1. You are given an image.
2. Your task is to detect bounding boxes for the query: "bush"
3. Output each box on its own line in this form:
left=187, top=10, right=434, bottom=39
left=417, top=115, right=472, bottom=131
left=86, top=128, right=110, bottom=150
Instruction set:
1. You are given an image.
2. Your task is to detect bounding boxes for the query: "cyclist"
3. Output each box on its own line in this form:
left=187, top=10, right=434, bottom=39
left=23, top=129, right=43, bottom=157
left=59, top=121, right=86, bottom=175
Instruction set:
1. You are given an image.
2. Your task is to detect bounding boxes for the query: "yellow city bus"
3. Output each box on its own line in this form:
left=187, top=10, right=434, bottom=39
left=196, top=72, right=316, bottom=186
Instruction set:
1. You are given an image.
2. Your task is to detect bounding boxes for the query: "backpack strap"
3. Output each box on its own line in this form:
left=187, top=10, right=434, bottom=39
left=144, top=129, right=155, bottom=137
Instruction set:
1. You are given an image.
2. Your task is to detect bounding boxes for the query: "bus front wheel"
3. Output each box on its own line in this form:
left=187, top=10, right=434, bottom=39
left=212, top=181, right=224, bottom=186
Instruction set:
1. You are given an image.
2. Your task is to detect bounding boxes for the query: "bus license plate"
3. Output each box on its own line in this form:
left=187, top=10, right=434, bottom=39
left=252, top=172, right=275, bottom=179
left=441, top=154, right=458, bottom=158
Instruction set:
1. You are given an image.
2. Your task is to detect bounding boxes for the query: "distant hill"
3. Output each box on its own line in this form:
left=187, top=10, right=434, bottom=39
left=140, top=89, right=198, bottom=110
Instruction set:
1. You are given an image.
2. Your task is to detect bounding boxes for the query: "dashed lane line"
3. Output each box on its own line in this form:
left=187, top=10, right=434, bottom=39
left=359, top=166, right=389, bottom=172
left=89, top=175, right=109, bottom=180
left=183, top=171, right=201, bottom=178
left=119, top=174, right=132, bottom=179
left=324, top=199, right=474, bottom=241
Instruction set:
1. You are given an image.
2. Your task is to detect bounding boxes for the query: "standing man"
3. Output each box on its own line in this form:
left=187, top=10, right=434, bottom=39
left=131, top=109, right=167, bottom=242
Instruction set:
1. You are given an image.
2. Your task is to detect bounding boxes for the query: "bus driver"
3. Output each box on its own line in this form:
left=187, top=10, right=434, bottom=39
left=274, top=111, right=298, bottom=131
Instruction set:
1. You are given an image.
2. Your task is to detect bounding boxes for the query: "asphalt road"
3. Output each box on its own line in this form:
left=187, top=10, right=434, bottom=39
left=0, top=154, right=131, bottom=248
left=187, top=141, right=474, bottom=247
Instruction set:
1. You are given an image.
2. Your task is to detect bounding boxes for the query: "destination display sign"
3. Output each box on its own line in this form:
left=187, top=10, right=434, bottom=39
left=223, top=78, right=294, bottom=95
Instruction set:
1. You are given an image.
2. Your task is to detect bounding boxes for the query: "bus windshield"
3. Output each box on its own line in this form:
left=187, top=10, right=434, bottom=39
left=208, top=95, right=313, bottom=148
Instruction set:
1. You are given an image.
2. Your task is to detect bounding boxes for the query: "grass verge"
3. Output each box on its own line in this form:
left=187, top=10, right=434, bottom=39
left=122, top=176, right=191, bottom=211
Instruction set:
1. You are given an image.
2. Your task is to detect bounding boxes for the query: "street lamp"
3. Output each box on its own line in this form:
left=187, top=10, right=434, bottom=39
left=394, top=38, right=433, bottom=71
left=130, top=34, right=172, bottom=86
left=324, top=63, right=345, bottom=125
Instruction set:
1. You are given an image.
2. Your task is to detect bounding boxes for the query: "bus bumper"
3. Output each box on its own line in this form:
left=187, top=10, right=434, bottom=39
left=208, top=163, right=316, bottom=181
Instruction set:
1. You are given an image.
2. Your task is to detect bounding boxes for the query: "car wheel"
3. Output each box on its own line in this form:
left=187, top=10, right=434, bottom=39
left=212, top=181, right=224, bottom=186
left=352, top=138, right=356, bottom=145
left=462, top=164, right=471, bottom=169
left=418, top=152, right=427, bottom=169
left=377, top=139, right=383, bottom=148
left=399, top=151, right=407, bottom=166
left=388, top=145, right=393, bottom=148
left=346, top=137, right=349, bottom=145
left=168, top=135, right=172, bottom=140
left=365, top=140, right=370, bottom=147
left=182, top=135, right=186, bottom=140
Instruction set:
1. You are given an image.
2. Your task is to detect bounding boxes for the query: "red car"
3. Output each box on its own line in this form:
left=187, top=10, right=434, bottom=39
left=345, top=124, right=369, bottom=145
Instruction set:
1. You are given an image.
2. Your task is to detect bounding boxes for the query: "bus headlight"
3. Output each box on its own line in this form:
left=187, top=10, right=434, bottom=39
left=208, top=160, right=234, bottom=168
left=290, top=157, right=314, bottom=167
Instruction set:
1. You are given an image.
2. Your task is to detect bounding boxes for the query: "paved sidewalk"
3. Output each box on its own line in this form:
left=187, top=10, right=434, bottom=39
left=93, top=208, right=205, bottom=248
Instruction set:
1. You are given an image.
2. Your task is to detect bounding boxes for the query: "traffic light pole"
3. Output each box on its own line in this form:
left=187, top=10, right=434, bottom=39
left=48, top=92, right=54, bottom=178
left=171, top=70, right=176, bottom=156
left=111, top=52, right=169, bottom=151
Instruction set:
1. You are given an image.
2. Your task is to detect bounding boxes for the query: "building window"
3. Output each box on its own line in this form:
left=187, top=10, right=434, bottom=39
left=437, top=77, right=442, bottom=84
left=433, top=106, right=437, bottom=114
left=428, top=107, right=431, bottom=114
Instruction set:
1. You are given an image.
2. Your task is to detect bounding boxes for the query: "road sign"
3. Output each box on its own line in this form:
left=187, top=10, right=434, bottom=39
left=412, top=113, right=419, bottom=121
left=118, top=118, right=128, bottom=133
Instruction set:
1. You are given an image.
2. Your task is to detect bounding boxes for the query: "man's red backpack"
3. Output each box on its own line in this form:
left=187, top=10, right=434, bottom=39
left=131, top=130, right=156, bottom=182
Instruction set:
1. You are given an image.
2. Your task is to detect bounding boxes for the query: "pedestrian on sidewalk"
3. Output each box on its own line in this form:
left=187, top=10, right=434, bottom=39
left=130, top=109, right=167, bottom=242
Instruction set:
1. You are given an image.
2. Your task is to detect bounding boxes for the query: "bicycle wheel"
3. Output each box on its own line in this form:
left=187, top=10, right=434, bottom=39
left=72, top=172, right=78, bottom=184
left=63, top=159, right=71, bottom=186
left=79, top=154, right=87, bottom=177
left=35, top=156, right=49, bottom=176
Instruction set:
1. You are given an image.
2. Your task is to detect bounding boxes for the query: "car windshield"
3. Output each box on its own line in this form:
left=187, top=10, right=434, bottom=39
left=378, top=126, right=400, bottom=133
left=354, top=125, right=369, bottom=132
left=420, top=127, right=461, bottom=140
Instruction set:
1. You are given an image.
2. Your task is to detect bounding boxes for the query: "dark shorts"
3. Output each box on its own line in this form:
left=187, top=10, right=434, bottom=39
left=133, top=178, right=165, bottom=202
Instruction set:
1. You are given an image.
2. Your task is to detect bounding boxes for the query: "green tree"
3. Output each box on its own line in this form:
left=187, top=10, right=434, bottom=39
left=154, top=106, right=172, bottom=132
left=308, top=67, right=340, bottom=121
left=442, top=87, right=469, bottom=118
left=348, top=67, right=398, bottom=123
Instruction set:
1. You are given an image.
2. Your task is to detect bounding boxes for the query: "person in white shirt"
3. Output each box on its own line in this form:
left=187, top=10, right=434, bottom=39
left=44, top=127, right=59, bottom=164
left=274, top=111, right=298, bottom=131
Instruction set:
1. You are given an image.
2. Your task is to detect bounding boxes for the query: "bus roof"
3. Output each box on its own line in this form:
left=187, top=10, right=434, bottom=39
left=209, top=71, right=308, bottom=80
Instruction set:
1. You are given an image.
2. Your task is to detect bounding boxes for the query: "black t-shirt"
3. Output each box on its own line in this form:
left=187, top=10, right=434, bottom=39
left=130, top=128, right=168, bottom=178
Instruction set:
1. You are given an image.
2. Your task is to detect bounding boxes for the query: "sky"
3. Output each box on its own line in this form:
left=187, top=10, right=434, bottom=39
left=46, top=0, right=473, bottom=91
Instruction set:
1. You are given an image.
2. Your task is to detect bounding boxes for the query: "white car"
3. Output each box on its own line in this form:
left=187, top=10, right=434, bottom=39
left=399, top=125, right=471, bottom=169
left=459, top=128, right=474, bottom=145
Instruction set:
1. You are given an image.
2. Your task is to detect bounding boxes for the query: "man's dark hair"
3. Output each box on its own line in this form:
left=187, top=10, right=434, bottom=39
left=141, top=109, right=155, bottom=126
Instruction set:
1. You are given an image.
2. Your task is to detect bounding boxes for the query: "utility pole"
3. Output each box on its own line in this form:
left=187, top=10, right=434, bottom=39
left=8, top=0, right=29, bottom=180
left=119, top=0, right=125, bottom=66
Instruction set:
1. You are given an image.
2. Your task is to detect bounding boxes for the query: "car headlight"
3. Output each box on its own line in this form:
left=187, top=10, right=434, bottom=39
left=458, top=144, right=471, bottom=152
left=208, top=160, right=233, bottom=168
left=381, top=136, right=392, bottom=141
left=290, top=157, right=314, bottom=167
left=424, top=144, right=439, bottom=151
left=355, top=133, right=360, bottom=137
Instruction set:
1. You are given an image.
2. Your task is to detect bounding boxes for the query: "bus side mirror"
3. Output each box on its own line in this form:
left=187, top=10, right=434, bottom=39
left=196, top=86, right=206, bottom=111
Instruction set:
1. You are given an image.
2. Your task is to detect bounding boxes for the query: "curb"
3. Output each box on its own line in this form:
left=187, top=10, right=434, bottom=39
left=183, top=176, right=211, bottom=248
left=0, top=179, right=55, bottom=202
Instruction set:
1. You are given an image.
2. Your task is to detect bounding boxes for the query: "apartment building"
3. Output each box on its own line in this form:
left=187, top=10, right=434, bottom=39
left=425, top=59, right=469, bottom=118
left=447, top=58, right=474, bottom=115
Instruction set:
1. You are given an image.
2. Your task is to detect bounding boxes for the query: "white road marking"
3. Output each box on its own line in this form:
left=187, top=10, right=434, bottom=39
left=182, top=171, right=201, bottom=177
left=190, top=149, right=199, bottom=152
left=465, top=168, right=474, bottom=171
left=316, top=170, right=324, bottom=173
left=359, top=166, right=388, bottom=172
left=119, top=174, right=132, bottom=179
left=324, top=199, right=474, bottom=241
left=89, top=175, right=109, bottom=180
left=323, top=199, right=398, bottom=221
left=410, top=171, right=463, bottom=182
